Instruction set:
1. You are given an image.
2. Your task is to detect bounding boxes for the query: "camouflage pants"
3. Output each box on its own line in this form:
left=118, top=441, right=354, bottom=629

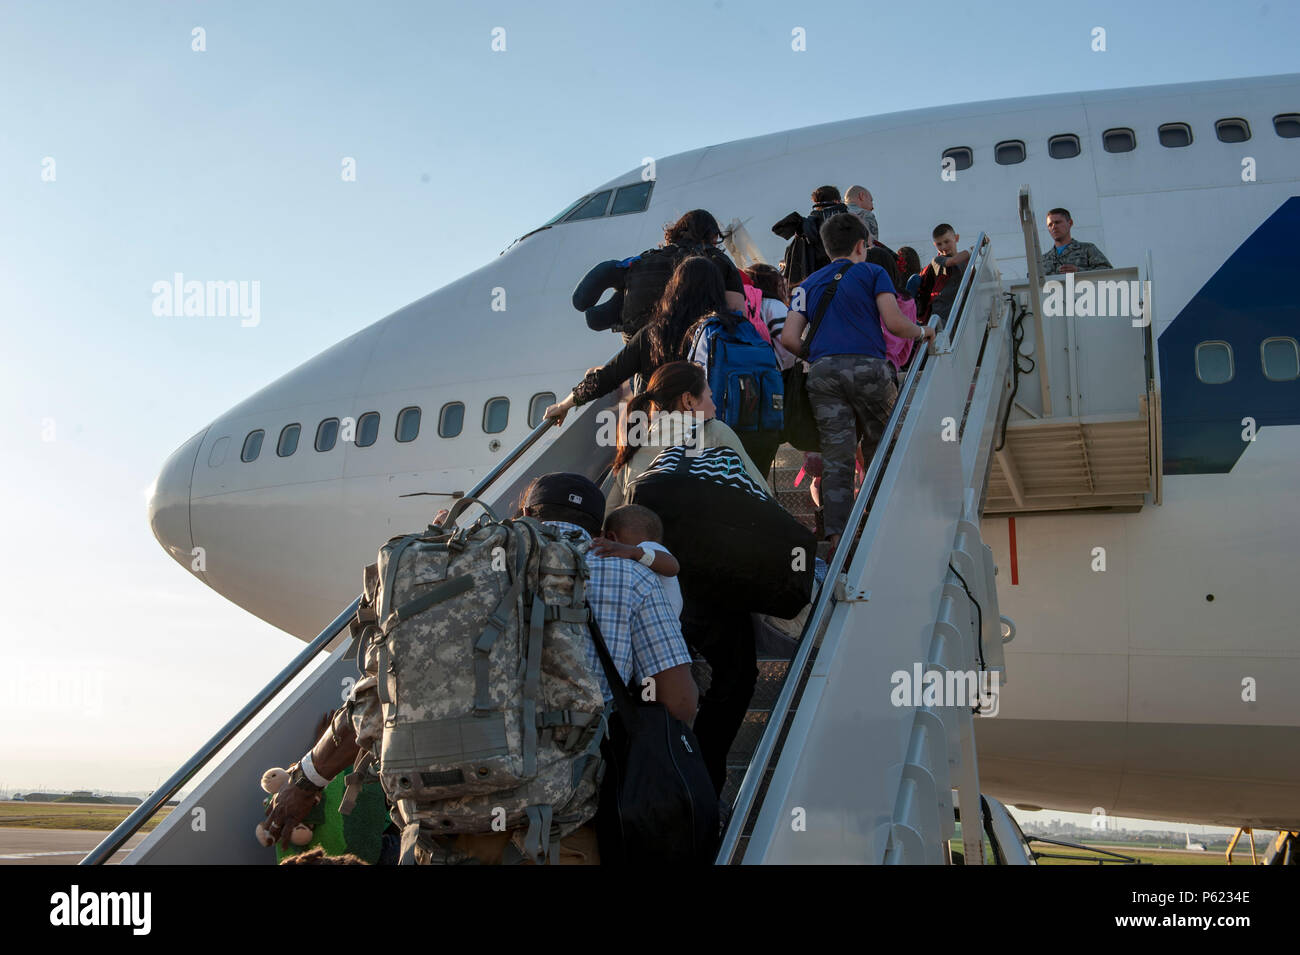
left=807, top=355, right=898, bottom=539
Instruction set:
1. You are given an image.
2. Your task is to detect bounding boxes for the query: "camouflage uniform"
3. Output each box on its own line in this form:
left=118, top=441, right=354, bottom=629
left=848, top=205, right=879, bottom=243
left=806, top=355, right=899, bottom=538
left=1041, top=240, right=1111, bottom=275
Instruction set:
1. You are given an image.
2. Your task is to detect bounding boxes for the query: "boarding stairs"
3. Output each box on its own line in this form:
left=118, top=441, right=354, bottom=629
left=87, top=226, right=1074, bottom=865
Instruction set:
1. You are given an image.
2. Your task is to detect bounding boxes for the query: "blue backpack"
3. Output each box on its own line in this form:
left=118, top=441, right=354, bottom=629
left=689, top=312, right=784, bottom=434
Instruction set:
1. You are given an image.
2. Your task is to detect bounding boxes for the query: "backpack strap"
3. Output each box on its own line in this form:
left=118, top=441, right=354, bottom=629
left=388, top=574, right=474, bottom=628
left=523, top=590, right=545, bottom=776
left=377, top=533, right=425, bottom=626
left=338, top=750, right=376, bottom=817
left=521, top=804, right=554, bottom=864
left=585, top=611, right=639, bottom=724
left=472, top=524, right=529, bottom=715
left=802, top=264, right=849, bottom=359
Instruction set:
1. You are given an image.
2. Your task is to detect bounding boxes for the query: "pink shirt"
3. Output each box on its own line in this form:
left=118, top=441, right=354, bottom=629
left=881, top=295, right=918, bottom=372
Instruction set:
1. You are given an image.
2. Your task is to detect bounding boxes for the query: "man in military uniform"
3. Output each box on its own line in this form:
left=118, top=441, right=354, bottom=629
left=1041, top=207, right=1112, bottom=274
left=845, top=185, right=880, bottom=245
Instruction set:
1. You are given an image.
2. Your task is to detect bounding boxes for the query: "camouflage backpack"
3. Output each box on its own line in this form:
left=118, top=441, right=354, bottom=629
left=343, top=498, right=607, bottom=864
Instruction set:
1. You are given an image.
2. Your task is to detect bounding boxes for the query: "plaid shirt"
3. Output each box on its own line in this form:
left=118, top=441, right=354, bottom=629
left=546, top=522, right=693, bottom=701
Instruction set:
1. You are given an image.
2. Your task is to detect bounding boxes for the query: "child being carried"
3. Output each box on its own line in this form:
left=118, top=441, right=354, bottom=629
left=590, top=504, right=682, bottom=619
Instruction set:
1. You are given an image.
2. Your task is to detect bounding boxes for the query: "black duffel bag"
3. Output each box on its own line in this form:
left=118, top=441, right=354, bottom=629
left=781, top=264, right=849, bottom=452
left=627, top=445, right=815, bottom=619
left=588, top=614, right=720, bottom=865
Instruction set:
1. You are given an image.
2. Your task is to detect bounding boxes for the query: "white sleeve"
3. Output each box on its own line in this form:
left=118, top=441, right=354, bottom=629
left=687, top=323, right=709, bottom=371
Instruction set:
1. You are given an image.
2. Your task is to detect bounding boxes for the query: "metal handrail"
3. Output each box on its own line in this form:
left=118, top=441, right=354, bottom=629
left=940, top=232, right=989, bottom=346
left=81, top=597, right=362, bottom=865
left=82, top=416, right=568, bottom=865
left=463, top=418, right=559, bottom=502
left=716, top=234, right=993, bottom=864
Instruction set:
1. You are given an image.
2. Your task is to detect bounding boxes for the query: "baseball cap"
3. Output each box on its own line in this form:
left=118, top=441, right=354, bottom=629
left=522, top=473, right=605, bottom=526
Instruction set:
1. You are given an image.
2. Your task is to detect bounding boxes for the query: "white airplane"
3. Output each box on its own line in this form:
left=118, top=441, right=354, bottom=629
left=149, top=73, right=1300, bottom=833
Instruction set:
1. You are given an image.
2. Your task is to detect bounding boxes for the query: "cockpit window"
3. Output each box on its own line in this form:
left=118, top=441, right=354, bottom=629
left=543, top=182, right=652, bottom=229
left=564, top=190, right=612, bottom=222
left=544, top=197, right=586, bottom=226
left=611, top=182, right=654, bottom=215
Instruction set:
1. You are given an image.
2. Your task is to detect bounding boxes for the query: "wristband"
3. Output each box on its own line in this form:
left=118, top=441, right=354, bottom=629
left=637, top=547, right=656, bottom=568
left=299, top=752, right=331, bottom=789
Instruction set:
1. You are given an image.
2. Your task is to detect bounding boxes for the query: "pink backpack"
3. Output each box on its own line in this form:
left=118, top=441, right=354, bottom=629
left=743, top=284, right=770, bottom=342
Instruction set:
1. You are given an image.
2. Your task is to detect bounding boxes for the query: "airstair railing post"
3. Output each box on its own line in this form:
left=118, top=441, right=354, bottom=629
left=1019, top=186, right=1053, bottom=416
left=939, top=231, right=990, bottom=349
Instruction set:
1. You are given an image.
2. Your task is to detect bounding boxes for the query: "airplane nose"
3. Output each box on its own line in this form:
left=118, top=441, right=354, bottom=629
left=148, top=428, right=208, bottom=568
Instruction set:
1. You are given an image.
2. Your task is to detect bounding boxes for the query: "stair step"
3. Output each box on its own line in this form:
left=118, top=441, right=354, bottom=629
left=724, top=709, right=771, bottom=764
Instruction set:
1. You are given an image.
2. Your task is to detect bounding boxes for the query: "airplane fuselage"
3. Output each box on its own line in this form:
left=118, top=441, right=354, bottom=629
left=149, top=73, right=1300, bottom=828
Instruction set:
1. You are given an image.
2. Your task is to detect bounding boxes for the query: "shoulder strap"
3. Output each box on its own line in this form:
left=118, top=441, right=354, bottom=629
left=585, top=611, right=639, bottom=721
left=804, top=264, right=850, bottom=353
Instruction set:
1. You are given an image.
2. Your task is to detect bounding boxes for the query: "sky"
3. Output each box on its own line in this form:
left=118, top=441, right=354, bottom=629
left=0, top=0, right=1295, bottom=835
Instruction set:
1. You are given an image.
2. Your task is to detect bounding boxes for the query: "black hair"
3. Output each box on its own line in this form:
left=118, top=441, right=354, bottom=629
left=744, top=263, right=785, bottom=302
left=648, top=256, right=727, bottom=366
left=664, top=209, right=723, bottom=247
left=897, top=246, right=921, bottom=277
left=613, top=361, right=707, bottom=473
left=932, top=223, right=956, bottom=239
left=865, top=246, right=899, bottom=289
left=603, top=504, right=664, bottom=543
left=1046, top=207, right=1072, bottom=220
left=811, top=185, right=842, bottom=205
left=820, top=213, right=869, bottom=260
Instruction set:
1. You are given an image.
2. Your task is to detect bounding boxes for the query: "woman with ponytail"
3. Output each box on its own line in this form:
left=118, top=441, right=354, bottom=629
left=613, top=360, right=784, bottom=795
left=606, top=360, right=770, bottom=509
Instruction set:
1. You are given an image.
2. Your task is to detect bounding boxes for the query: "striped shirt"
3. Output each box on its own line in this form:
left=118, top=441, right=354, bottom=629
left=546, top=522, right=693, bottom=701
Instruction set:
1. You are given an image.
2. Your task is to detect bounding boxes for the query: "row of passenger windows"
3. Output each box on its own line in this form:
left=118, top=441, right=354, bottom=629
left=1195, top=338, right=1299, bottom=385
left=231, top=393, right=558, bottom=464
left=941, top=114, right=1300, bottom=169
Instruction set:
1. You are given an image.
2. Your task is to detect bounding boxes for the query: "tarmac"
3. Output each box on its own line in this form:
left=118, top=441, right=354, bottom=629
left=0, top=828, right=148, bottom=865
